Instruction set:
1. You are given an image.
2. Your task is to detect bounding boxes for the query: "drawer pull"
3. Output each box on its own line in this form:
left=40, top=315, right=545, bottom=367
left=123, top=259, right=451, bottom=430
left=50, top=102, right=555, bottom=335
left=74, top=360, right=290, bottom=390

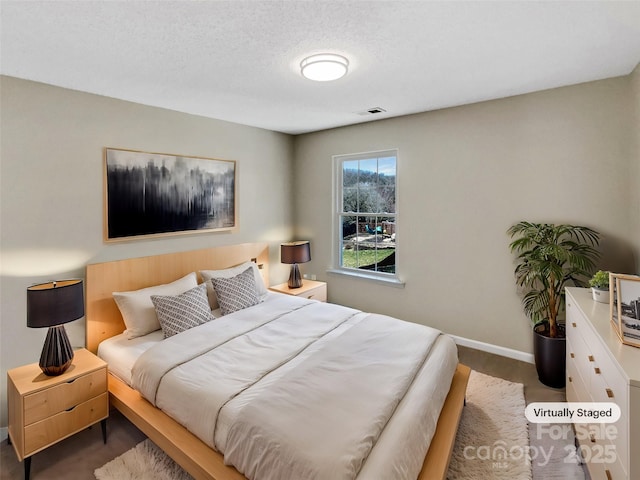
left=568, top=376, right=572, bottom=383
left=572, top=322, right=577, bottom=328
left=570, top=353, right=575, bottom=358
left=594, top=367, right=601, bottom=374
left=605, top=388, right=614, bottom=398
left=66, top=378, right=77, bottom=384
left=590, top=433, right=596, bottom=443
left=65, top=405, right=78, bottom=412
left=588, top=355, right=595, bottom=362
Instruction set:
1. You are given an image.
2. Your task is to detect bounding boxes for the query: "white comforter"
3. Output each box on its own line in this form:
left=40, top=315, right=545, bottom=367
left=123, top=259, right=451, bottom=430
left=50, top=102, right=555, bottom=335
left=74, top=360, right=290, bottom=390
left=131, top=294, right=454, bottom=480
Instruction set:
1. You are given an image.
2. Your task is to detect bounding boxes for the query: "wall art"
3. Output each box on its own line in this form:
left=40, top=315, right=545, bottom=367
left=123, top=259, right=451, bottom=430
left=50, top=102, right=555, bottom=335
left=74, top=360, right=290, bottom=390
left=105, top=148, right=236, bottom=241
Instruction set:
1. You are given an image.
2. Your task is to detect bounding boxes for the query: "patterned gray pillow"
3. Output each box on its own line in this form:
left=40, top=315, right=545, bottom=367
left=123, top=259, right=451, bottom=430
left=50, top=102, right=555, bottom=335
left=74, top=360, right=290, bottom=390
left=210, top=266, right=260, bottom=315
left=151, top=283, right=213, bottom=338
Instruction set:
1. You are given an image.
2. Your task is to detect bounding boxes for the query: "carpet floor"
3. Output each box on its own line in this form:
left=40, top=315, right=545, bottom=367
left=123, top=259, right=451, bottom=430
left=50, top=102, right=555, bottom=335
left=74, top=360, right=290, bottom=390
left=95, top=439, right=193, bottom=480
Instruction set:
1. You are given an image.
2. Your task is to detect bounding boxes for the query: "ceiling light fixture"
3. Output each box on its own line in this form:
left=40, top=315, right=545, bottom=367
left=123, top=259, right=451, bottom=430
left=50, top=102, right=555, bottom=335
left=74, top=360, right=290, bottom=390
left=300, top=53, right=349, bottom=82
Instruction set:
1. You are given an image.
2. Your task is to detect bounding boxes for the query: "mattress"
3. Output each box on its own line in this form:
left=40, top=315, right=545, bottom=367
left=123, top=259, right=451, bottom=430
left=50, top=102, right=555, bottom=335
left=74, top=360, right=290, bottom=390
left=97, top=307, right=223, bottom=384
left=98, top=292, right=458, bottom=480
left=98, top=329, right=163, bottom=385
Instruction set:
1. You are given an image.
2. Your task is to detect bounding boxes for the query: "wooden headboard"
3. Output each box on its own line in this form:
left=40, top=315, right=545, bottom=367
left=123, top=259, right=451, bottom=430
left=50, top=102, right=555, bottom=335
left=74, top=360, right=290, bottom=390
left=85, top=243, right=270, bottom=353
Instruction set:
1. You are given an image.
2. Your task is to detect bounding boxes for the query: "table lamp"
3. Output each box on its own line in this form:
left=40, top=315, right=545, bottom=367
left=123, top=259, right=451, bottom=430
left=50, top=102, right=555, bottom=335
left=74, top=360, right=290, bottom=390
left=27, top=279, right=84, bottom=376
left=281, top=241, right=311, bottom=288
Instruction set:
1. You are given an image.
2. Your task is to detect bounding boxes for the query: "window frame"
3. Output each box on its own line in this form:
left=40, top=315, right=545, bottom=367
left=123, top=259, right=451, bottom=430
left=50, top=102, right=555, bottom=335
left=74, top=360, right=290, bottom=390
left=329, top=149, right=403, bottom=287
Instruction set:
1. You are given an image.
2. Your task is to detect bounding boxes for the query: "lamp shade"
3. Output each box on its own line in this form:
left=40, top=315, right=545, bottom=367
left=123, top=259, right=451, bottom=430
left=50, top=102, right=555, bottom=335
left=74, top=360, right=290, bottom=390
left=27, top=279, right=84, bottom=328
left=281, top=241, right=311, bottom=265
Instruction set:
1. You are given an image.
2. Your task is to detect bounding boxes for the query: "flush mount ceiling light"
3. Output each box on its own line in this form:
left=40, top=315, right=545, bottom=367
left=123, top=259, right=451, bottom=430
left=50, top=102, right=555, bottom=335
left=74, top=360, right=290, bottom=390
left=300, top=53, right=349, bottom=81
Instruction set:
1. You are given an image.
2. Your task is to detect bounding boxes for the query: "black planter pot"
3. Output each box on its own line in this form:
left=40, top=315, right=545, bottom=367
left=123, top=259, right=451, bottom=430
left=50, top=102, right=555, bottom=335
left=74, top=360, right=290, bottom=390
left=533, top=323, right=566, bottom=388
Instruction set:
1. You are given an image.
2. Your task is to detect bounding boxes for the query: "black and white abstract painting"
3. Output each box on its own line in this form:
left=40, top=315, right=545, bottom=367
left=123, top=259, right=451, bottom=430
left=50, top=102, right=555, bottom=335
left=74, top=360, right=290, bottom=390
left=105, top=148, right=236, bottom=241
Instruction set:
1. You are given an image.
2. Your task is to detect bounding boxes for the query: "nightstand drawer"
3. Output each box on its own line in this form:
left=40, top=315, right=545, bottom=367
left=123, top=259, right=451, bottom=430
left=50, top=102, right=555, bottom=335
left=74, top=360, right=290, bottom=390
left=269, top=280, right=327, bottom=302
left=23, top=392, right=108, bottom=455
left=24, top=368, right=107, bottom=425
left=299, top=284, right=327, bottom=301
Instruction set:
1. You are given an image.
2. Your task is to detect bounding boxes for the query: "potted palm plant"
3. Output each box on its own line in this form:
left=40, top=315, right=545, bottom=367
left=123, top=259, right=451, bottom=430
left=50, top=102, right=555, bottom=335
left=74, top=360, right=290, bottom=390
left=508, top=222, right=600, bottom=388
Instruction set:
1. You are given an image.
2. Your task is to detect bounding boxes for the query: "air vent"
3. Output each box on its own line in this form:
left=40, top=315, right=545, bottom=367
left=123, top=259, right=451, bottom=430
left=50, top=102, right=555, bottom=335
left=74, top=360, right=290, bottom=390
left=356, top=107, right=387, bottom=116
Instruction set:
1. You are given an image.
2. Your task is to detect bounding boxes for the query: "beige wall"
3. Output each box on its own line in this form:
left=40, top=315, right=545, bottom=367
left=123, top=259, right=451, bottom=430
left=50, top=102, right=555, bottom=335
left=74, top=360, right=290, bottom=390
left=0, top=76, right=295, bottom=428
left=631, top=63, right=640, bottom=273
left=294, top=75, right=637, bottom=355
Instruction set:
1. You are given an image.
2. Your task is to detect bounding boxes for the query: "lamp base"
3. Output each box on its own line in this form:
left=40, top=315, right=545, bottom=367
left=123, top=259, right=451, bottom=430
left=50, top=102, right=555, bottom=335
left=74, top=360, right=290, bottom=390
left=288, top=264, right=303, bottom=289
left=39, top=325, right=74, bottom=376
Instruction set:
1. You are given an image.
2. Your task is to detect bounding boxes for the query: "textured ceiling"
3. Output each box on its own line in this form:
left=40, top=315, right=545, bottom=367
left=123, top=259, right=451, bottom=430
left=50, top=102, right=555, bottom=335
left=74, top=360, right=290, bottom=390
left=1, top=1, right=639, bottom=135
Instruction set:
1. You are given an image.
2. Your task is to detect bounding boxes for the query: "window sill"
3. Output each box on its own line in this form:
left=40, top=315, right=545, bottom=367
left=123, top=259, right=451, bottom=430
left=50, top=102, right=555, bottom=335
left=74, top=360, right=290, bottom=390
left=326, top=268, right=405, bottom=288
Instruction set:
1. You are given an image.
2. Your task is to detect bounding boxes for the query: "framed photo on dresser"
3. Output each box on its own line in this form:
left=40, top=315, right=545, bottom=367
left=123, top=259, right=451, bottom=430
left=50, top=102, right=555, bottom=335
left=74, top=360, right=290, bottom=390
left=610, top=273, right=620, bottom=337
left=610, top=273, right=640, bottom=348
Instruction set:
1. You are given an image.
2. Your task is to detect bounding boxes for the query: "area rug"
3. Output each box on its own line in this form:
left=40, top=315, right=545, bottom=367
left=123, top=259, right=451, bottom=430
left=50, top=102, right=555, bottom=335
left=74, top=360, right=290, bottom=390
left=94, top=439, right=193, bottom=480
left=446, top=370, right=531, bottom=479
left=95, top=370, right=531, bottom=480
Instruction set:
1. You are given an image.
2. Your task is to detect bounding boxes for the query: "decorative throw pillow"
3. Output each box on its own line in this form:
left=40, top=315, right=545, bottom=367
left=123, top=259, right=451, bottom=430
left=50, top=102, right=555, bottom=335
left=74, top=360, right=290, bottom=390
left=113, top=272, right=198, bottom=339
left=200, top=261, right=267, bottom=310
left=151, top=283, right=213, bottom=338
left=210, top=266, right=260, bottom=316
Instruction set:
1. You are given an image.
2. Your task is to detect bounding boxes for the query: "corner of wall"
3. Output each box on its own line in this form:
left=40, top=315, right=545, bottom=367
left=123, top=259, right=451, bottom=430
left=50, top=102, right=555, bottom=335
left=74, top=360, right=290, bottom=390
left=632, top=63, right=640, bottom=273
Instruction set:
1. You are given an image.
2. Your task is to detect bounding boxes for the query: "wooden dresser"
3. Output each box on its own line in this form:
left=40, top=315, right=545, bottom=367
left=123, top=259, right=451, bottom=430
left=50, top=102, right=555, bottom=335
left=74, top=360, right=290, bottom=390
left=565, top=287, right=640, bottom=480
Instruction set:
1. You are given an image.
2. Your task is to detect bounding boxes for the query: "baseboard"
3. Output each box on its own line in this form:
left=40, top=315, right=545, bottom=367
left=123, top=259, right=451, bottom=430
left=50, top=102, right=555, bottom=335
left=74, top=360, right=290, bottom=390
left=451, top=334, right=534, bottom=364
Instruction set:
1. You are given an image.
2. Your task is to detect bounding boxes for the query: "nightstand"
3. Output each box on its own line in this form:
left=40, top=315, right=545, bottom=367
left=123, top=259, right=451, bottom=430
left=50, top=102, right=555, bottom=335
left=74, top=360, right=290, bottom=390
left=7, top=348, right=109, bottom=480
left=270, top=279, right=327, bottom=302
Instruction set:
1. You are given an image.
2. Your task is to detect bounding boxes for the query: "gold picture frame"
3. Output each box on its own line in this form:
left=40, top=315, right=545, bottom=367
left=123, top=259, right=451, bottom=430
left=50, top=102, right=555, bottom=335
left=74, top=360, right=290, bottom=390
left=104, top=148, right=236, bottom=242
left=610, top=273, right=640, bottom=348
left=610, top=273, right=622, bottom=342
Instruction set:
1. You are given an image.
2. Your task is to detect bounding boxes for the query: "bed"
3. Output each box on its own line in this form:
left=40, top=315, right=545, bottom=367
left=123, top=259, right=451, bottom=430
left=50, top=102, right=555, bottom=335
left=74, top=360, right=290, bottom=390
left=86, top=243, right=470, bottom=480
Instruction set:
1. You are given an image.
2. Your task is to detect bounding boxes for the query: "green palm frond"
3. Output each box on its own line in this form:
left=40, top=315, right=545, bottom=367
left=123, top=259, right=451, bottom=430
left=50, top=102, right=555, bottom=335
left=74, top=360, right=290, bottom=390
left=508, top=222, right=600, bottom=337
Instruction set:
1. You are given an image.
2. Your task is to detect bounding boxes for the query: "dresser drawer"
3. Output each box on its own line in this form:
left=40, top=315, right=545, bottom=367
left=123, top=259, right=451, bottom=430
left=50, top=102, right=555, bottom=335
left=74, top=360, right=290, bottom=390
left=605, top=454, right=628, bottom=480
left=582, top=445, right=624, bottom=480
left=586, top=424, right=628, bottom=480
left=23, top=392, right=108, bottom=456
left=566, top=352, right=589, bottom=402
left=589, top=349, right=628, bottom=412
left=590, top=377, right=629, bottom=470
left=567, top=303, right=587, bottom=334
left=24, top=368, right=107, bottom=425
left=568, top=329, right=596, bottom=391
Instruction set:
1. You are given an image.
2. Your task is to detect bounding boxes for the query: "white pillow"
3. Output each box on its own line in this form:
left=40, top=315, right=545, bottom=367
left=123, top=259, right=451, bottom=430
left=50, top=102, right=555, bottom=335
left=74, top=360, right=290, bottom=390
left=113, top=272, right=198, bottom=339
left=199, top=261, right=266, bottom=309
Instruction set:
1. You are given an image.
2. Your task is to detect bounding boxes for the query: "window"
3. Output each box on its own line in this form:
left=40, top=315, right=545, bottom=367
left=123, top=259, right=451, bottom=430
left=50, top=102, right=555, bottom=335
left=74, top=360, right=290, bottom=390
left=333, top=150, right=399, bottom=283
